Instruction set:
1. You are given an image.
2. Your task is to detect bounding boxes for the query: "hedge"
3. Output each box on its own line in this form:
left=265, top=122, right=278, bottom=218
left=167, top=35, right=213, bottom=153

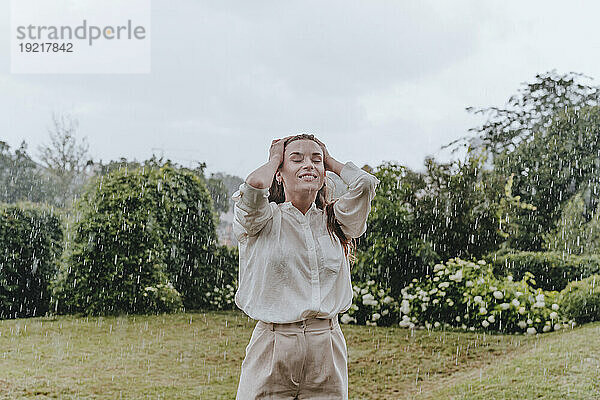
left=0, top=202, right=63, bottom=319
left=484, top=249, right=600, bottom=291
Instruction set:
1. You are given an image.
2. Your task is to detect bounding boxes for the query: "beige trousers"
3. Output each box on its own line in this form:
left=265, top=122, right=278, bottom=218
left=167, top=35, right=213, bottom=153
left=235, top=315, right=348, bottom=399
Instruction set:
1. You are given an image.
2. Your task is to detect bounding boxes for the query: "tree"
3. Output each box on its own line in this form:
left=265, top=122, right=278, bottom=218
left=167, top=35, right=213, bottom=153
left=494, top=106, right=600, bottom=250
left=0, top=140, right=50, bottom=204
left=37, top=112, right=93, bottom=207
left=409, top=149, right=506, bottom=262
left=445, top=70, right=600, bottom=158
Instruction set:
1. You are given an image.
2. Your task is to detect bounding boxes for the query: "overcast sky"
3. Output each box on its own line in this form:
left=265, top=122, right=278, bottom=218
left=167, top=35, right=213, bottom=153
left=2, top=1, right=600, bottom=179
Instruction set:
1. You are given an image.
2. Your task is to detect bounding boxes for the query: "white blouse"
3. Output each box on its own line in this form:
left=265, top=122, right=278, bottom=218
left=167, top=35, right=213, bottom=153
left=231, top=161, right=380, bottom=323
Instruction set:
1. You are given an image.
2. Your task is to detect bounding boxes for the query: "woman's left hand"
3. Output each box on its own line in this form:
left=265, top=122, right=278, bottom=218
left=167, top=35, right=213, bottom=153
left=313, top=137, right=333, bottom=172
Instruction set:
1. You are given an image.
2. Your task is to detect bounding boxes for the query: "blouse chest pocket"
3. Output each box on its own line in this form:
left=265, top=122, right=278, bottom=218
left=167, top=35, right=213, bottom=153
left=317, top=234, right=343, bottom=272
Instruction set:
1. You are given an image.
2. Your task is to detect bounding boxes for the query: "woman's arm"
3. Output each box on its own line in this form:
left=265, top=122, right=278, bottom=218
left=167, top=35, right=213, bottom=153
left=245, top=136, right=292, bottom=189
left=231, top=137, right=291, bottom=240
left=313, top=137, right=380, bottom=239
left=245, top=158, right=280, bottom=189
left=331, top=161, right=380, bottom=239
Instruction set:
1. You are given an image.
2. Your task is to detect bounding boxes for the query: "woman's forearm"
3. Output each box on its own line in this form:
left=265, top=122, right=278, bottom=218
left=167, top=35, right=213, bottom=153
left=328, top=157, right=345, bottom=176
left=245, top=158, right=280, bottom=189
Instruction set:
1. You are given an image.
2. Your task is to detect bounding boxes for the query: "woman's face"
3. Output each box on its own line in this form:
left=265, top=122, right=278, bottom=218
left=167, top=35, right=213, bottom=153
left=276, top=139, right=325, bottom=199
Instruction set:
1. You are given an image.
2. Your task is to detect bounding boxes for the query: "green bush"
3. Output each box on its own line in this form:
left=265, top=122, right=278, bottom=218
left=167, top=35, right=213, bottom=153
left=141, top=282, right=184, bottom=314
left=203, top=245, right=239, bottom=311
left=56, top=163, right=219, bottom=316
left=0, top=202, right=63, bottom=319
left=355, top=162, right=439, bottom=298
left=559, top=275, right=600, bottom=324
left=339, top=280, right=400, bottom=327
left=485, top=250, right=600, bottom=291
left=398, top=257, right=567, bottom=334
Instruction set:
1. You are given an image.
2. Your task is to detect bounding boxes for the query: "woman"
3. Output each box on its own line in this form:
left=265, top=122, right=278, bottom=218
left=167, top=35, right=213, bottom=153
left=232, top=134, right=380, bottom=399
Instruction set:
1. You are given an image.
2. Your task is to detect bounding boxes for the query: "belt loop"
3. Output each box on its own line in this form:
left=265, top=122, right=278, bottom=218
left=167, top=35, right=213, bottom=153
left=329, top=318, right=333, bottom=330
left=271, top=322, right=275, bottom=332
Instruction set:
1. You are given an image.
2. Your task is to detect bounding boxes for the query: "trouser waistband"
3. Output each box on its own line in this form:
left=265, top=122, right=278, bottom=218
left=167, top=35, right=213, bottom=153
left=257, top=315, right=339, bottom=332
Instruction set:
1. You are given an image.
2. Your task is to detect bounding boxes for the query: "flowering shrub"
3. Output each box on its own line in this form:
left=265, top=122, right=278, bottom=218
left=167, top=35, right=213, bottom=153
left=204, top=282, right=237, bottom=310
left=141, top=282, right=184, bottom=314
left=339, top=280, right=400, bottom=326
left=398, top=257, right=572, bottom=334
left=559, top=275, right=600, bottom=324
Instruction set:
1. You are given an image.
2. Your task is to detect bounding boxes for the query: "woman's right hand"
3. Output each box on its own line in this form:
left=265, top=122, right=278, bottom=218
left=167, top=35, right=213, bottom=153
left=269, top=136, right=293, bottom=165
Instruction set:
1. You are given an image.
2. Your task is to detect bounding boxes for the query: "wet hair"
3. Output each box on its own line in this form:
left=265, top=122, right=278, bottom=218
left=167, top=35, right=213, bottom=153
left=268, top=133, right=356, bottom=264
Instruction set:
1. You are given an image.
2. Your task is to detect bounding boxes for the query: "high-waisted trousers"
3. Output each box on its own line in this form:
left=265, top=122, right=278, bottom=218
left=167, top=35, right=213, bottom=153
left=235, top=314, right=348, bottom=399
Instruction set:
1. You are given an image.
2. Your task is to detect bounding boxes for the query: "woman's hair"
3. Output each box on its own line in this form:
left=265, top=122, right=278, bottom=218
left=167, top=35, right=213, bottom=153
left=268, top=133, right=356, bottom=265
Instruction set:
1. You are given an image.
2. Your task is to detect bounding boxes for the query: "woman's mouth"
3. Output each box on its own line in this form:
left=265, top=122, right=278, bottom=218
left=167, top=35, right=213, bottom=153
left=298, top=173, right=317, bottom=182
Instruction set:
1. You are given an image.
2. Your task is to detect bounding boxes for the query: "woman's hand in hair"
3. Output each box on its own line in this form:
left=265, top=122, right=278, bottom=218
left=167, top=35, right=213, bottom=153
left=269, top=136, right=293, bottom=165
left=313, top=137, right=344, bottom=175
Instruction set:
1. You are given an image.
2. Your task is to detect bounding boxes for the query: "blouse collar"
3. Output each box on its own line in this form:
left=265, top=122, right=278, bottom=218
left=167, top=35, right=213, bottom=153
left=281, top=201, right=319, bottom=216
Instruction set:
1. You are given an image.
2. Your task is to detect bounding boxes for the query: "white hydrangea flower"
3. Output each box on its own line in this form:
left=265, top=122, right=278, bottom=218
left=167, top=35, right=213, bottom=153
left=479, top=307, right=487, bottom=315
left=454, top=269, right=463, bottom=282
left=455, top=316, right=461, bottom=322
left=535, top=293, right=545, bottom=302
left=434, top=264, right=445, bottom=272
left=549, top=312, right=558, bottom=320
left=553, top=324, right=561, bottom=331
left=372, top=313, right=381, bottom=321
left=477, top=260, right=486, bottom=265
left=499, top=303, right=510, bottom=310
left=474, top=295, right=483, bottom=304
left=487, top=315, right=495, bottom=323
left=340, top=314, right=355, bottom=324
left=518, top=307, right=526, bottom=314
left=493, top=291, right=504, bottom=300
left=439, top=282, right=450, bottom=288
left=507, top=275, right=513, bottom=281
left=511, top=299, right=520, bottom=307
left=552, top=303, right=559, bottom=311
left=382, top=309, right=389, bottom=316
left=527, top=318, right=533, bottom=324
left=360, top=288, right=368, bottom=295
left=490, top=286, right=497, bottom=292
left=382, top=296, right=393, bottom=304
left=362, top=293, right=375, bottom=301
left=466, top=280, right=474, bottom=287
left=400, top=300, right=411, bottom=315
left=434, top=321, right=441, bottom=328
left=518, top=321, right=527, bottom=329
left=482, top=320, right=490, bottom=327
left=429, top=288, right=438, bottom=295
left=367, top=280, right=375, bottom=285
left=527, top=327, right=537, bottom=335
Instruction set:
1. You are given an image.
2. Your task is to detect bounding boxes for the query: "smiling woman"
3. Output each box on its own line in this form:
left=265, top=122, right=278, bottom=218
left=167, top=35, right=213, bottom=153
left=231, top=133, right=380, bottom=399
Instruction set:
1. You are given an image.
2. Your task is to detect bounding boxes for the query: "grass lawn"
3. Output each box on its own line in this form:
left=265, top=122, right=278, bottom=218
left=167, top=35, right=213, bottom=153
left=0, top=310, right=598, bottom=399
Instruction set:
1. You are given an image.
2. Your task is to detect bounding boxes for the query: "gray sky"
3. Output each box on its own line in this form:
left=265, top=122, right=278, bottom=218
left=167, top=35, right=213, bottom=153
left=2, top=1, right=600, bottom=179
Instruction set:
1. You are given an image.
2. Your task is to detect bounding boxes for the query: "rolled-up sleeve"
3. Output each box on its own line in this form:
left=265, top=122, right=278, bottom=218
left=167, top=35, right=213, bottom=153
left=231, top=182, right=273, bottom=240
left=333, top=162, right=380, bottom=239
